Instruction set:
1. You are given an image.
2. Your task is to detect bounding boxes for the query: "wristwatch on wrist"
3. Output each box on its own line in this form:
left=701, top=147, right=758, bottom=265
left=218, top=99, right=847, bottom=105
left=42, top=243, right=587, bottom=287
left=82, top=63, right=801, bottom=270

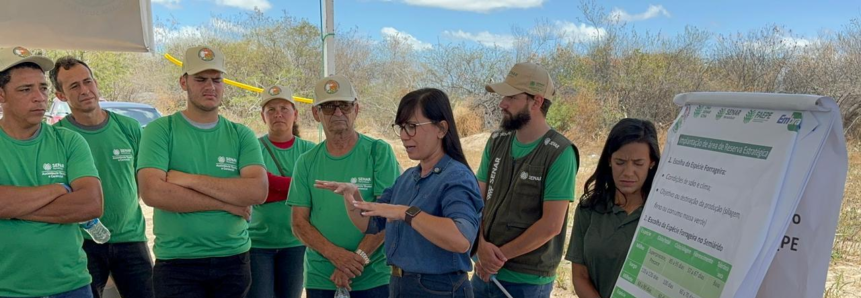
left=404, top=206, right=422, bottom=226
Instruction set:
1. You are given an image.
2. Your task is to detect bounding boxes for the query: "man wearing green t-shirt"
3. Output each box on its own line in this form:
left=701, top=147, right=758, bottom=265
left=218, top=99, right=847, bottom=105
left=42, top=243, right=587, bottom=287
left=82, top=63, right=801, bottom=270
left=287, top=75, right=399, bottom=298
left=472, top=62, right=579, bottom=298
left=0, top=47, right=104, bottom=298
left=137, top=46, right=268, bottom=298
left=51, top=56, right=154, bottom=298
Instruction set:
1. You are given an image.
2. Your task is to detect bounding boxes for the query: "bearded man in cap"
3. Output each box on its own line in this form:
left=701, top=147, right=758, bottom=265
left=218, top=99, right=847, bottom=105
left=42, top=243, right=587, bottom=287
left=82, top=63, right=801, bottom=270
left=137, top=45, right=267, bottom=298
left=471, top=62, right=580, bottom=298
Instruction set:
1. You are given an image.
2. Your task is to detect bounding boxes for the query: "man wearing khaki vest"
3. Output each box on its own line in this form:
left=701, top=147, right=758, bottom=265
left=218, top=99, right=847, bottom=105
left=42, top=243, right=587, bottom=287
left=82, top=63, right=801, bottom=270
left=471, top=62, right=579, bottom=298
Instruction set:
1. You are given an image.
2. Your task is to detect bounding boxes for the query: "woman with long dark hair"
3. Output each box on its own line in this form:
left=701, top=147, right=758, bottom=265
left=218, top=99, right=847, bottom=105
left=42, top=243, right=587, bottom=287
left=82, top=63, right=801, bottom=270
left=316, top=88, right=482, bottom=297
left=566, top=118, right=661, bottom=298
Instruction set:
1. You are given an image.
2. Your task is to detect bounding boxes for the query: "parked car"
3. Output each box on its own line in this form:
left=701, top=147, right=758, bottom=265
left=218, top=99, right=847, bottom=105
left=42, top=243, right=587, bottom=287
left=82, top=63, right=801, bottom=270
left=44, top=99, right=72, bottom=124
left=45, top=99, right=162, bottom=128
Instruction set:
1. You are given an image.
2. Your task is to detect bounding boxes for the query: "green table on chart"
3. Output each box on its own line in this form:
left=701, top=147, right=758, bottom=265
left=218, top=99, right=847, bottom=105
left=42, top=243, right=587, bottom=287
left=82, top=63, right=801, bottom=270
left=612, top=228, right=732, bottom=298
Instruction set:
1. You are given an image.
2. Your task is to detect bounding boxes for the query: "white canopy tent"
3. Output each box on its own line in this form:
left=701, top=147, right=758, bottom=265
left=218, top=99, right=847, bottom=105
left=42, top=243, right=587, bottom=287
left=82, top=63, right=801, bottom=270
left=0, top=0, right=154, bottom=52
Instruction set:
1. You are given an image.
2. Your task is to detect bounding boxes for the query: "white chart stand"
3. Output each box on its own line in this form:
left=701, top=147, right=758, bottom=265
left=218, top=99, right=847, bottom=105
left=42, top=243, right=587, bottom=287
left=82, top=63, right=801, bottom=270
left=610, top=92, right=848, bottom=298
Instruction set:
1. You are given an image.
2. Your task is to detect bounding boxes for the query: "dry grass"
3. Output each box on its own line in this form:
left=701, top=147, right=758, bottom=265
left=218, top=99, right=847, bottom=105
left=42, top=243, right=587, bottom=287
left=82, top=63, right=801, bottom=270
left=825, top=142, right=861, bottom=298
left=453, top=102, right=485, bottom=138
left=565, top=89, right=607, bottom=141
left=834, top=142, right=861, bottom=259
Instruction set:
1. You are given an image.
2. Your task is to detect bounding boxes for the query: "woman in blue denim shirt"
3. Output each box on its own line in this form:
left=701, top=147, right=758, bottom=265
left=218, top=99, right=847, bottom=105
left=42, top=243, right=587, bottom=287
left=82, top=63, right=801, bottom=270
left=316, top=88, right=483, bottom=298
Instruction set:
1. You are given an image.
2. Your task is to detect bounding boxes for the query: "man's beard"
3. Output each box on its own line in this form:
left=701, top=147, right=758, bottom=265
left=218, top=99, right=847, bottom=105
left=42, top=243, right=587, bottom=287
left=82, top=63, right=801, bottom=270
left=500, top=108, right=530, bottom=131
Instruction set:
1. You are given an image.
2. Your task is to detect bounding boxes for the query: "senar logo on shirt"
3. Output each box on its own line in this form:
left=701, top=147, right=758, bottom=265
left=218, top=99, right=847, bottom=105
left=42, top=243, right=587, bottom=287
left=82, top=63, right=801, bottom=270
left=520, top=171, right=542, bottom=181
left=112, top=148, right=134, bottom=162
left=492, top=131, right=512, bottom=139
left=350, top=177, right=373, bottom=191
left=41, top=163, right=66, bottom=179
left=486, top=157, right=501, bottom=201
left=543, top=138, right=560, bottom=149
left=216, top=156, right=238, bottom=172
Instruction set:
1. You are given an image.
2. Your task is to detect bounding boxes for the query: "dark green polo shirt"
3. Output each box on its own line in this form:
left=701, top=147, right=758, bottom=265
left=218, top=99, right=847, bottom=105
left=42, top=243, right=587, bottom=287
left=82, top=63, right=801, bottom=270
left=566, top=202, right=643, bottom=298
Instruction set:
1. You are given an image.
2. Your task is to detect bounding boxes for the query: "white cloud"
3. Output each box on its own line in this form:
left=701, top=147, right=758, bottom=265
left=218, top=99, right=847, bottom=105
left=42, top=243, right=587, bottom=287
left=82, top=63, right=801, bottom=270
left=214, top=0, right=272, bottom=11
left=381, top=27, right=433, bottom=51
left=401, top=0, right=545, bottom=13
left=152, top=0, right=181, bottom=9
left=740, top=36, right=820, bottom=52
left=154, top=26, right=203, bottom=45
left=444, top=30, right=518, bottom=49
left=445, top=22, right=605, bottom=49
left=210, top=18, right=246, bottom=34
left=608, top=4, right=671, bottom=23
left=780, top=36, right=817, bottom=48
left=555, top=21, right=607, bottom=43
left=154, top=19, right=246, bottom=45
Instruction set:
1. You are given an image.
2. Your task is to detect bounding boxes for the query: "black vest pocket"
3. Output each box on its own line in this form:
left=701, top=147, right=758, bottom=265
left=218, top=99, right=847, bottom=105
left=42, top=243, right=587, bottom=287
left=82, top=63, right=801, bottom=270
left=512, top=164, right=544, bottom=198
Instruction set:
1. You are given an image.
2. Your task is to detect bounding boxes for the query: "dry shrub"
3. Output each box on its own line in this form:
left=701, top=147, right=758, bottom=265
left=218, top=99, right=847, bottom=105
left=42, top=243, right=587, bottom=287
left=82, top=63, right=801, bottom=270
left=573, top=91, right=602, bottom=131
left=454, top=101, right=484, bottom=138
left=564, top=89, right=604, bottom=143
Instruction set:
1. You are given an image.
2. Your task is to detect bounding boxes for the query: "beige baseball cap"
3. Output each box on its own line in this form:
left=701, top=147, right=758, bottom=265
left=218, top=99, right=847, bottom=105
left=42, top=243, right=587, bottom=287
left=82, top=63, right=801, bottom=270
left=182, top=46, right=226, bottom=75
left=486, top=62, right=555, bottom=100
left=313, top=75, right=358, bottom=106
left=259, top=85, right=295, bottom=107
left=0, top=46, right=53, bottom=73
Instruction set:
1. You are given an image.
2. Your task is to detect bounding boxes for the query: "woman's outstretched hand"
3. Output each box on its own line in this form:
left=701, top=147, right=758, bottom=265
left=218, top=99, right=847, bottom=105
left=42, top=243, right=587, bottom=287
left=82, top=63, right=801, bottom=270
left=315, top=180, right=364, bottom=204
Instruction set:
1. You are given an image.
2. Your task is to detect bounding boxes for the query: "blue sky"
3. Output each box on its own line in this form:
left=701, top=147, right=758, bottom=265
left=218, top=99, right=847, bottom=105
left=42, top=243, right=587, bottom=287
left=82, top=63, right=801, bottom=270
left=151, top=0, right=861, bottom=50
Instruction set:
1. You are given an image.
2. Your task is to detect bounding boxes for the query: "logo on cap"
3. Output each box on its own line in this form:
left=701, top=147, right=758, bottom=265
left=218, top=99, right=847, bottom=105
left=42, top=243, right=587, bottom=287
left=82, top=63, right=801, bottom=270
left=198, top=48, right=215, bottom=61
left=12, top=47, right=31, bottom=58
left=324, top=80, right=340, bottom=94
left=268, top=86, right=281, bottom=96
left=529, top=81, right=545, bottom=93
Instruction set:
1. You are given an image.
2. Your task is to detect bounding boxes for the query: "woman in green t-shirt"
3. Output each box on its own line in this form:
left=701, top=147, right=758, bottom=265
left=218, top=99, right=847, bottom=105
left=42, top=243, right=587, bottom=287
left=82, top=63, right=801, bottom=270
left=248, top=85, right=316, bottom=298
left=566, top=118, right=661, bottom=298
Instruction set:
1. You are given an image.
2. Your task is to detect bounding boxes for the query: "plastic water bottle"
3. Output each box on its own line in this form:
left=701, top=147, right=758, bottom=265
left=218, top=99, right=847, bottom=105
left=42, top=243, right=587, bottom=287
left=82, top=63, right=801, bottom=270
left=80, top=218, right=111, bottom=244
left=334, top=287, right=350, bottom=298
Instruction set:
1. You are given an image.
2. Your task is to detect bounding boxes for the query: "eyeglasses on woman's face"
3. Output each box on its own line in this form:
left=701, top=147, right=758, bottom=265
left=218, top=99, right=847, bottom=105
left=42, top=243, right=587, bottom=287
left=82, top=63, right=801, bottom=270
left=391, top=121, right=435, bottom=137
